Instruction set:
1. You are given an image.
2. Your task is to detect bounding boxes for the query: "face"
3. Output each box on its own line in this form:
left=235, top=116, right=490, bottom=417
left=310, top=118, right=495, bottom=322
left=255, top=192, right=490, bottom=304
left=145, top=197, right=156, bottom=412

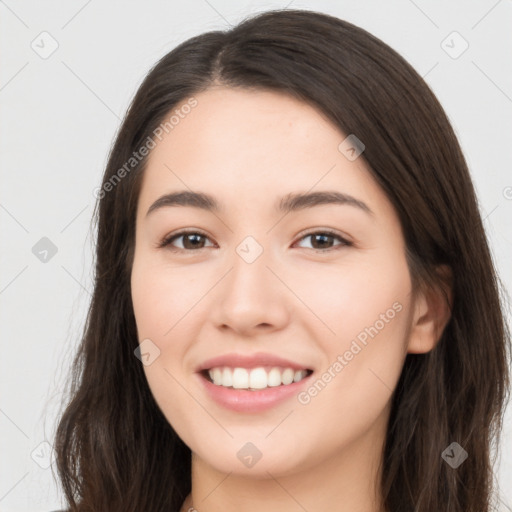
left=130, top=86, right=419, bottom=478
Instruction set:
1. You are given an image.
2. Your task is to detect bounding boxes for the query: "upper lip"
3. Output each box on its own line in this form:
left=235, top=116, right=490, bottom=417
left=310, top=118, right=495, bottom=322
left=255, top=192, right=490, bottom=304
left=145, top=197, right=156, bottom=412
left=196, top=352, right=313, bottom=372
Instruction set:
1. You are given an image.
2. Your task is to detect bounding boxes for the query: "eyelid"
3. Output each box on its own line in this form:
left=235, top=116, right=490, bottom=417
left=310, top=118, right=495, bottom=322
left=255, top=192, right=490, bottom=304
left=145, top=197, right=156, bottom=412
left=293, top=227, right=352, bottom=245
left=292, top=228, right=352, bottom=251
left=156, top=228, right=214, bottom=250
left=157, top=228, right=353, bottom=251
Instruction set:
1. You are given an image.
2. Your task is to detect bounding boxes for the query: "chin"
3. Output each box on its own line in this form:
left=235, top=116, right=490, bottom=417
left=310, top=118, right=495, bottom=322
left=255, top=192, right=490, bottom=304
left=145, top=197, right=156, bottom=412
left=189, top=434, right=314, bottom=478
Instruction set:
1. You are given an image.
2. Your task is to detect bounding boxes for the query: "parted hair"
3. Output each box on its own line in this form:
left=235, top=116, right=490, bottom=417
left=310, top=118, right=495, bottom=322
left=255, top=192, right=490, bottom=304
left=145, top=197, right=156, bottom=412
left=53, top=9, right=511, bottom=512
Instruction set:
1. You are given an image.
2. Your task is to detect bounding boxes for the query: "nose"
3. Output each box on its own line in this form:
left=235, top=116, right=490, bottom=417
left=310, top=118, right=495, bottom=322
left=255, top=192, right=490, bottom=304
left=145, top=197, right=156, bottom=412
left=210, top=246, right=291, bottom=337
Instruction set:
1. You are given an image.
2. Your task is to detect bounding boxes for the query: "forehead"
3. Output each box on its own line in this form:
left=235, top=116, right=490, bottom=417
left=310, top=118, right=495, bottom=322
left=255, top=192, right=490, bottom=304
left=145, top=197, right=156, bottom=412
left=138, top=86, right=382, bottom=216
left=150, top=86, right=342, bottom=166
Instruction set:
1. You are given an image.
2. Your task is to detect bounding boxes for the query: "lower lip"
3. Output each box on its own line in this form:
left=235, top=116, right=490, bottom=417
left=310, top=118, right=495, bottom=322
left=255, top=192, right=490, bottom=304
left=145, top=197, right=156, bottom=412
left=197, top=372, right=313, bottom=413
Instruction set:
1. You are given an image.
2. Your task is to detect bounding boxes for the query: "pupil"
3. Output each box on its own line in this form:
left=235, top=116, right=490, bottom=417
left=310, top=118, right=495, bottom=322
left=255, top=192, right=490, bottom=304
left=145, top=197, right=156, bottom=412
left=185, top=234, right=203, bottom=249
left=181, top=233, right=334, bottom=250
left=313, top=234, right=331, bottom=248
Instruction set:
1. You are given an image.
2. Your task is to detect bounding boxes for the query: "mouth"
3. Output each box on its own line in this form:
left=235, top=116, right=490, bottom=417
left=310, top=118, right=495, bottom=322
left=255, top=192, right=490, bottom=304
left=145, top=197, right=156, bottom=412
left=200, top=366, right=314, bottom=391
left=195, top=352, right=315, bottom=412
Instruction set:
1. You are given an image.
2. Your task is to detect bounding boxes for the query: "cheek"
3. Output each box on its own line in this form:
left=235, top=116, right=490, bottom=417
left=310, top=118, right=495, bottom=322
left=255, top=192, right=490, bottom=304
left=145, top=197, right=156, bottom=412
left=130, top=256, right=215, bottom=372
left=291, top=252, right=411, bottom=344
left=131, top=260, right=203, bottom=440
left=131, top=258, right=204, bottom=341
left=295, top=252, right=412, bottom=414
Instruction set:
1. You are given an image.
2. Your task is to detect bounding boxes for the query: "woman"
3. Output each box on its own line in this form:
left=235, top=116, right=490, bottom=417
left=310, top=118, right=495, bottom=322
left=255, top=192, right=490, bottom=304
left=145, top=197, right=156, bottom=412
left=53, top=8, right=511, bottom=512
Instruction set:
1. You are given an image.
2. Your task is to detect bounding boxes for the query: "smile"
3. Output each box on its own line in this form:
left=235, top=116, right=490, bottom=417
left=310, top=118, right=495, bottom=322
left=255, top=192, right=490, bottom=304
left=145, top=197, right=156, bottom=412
left=204, top=366, right=313, bottom=390
left=195, top=352, right=315, bottom=412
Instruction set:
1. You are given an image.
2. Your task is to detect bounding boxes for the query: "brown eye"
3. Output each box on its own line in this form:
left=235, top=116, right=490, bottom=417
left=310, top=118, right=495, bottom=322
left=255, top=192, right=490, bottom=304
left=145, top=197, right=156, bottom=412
left=159, top=231, right=214, bottom=251
left=295, top=231, right=352, bottom=251
left=158, top=229, right=351, bottom=253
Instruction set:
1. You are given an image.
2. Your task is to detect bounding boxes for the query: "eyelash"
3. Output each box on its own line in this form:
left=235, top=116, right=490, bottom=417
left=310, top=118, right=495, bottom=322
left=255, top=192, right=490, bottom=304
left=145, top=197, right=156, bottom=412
left=157, top=228, right=353, bottom=253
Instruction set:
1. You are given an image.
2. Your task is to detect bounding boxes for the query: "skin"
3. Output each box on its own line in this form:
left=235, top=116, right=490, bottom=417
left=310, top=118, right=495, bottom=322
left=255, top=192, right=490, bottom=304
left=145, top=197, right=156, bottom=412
left=130, top=86, right=452, bottom=512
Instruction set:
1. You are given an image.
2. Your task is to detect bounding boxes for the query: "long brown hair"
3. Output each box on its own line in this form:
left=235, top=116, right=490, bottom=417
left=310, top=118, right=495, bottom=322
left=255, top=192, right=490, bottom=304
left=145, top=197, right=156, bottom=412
left=53, top=9, right=511, bottom=511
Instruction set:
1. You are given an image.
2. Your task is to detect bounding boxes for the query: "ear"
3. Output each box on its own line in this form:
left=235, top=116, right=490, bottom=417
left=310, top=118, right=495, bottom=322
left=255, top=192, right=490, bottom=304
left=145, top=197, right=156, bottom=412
left=407, top=265, right=453, bottom=354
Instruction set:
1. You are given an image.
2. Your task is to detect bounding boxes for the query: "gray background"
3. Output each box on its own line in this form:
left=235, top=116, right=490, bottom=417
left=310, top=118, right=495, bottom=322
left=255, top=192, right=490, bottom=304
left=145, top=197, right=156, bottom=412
left=1, top=0, right=511, bottom=510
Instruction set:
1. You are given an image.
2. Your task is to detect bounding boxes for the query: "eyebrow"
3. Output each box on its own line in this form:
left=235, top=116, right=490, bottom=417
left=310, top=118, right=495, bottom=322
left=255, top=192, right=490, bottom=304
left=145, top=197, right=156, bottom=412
left=145, top=190, right=373, bottom=217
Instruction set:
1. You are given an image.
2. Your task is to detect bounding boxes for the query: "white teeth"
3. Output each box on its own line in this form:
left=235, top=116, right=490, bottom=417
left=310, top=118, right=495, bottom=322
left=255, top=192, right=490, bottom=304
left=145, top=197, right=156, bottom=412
left=267, top=367, right=282, bottom=387
left=281, top=368, right=294, bottom=385
left=249, top=368, right=267, bottom=389
left=222, top=367, right=232, bottom=387
left=212, top=368, right=222, bottom=385
left=206, top=366, right=310, bottom=390
left=232, top=368, right=249, bottom=389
